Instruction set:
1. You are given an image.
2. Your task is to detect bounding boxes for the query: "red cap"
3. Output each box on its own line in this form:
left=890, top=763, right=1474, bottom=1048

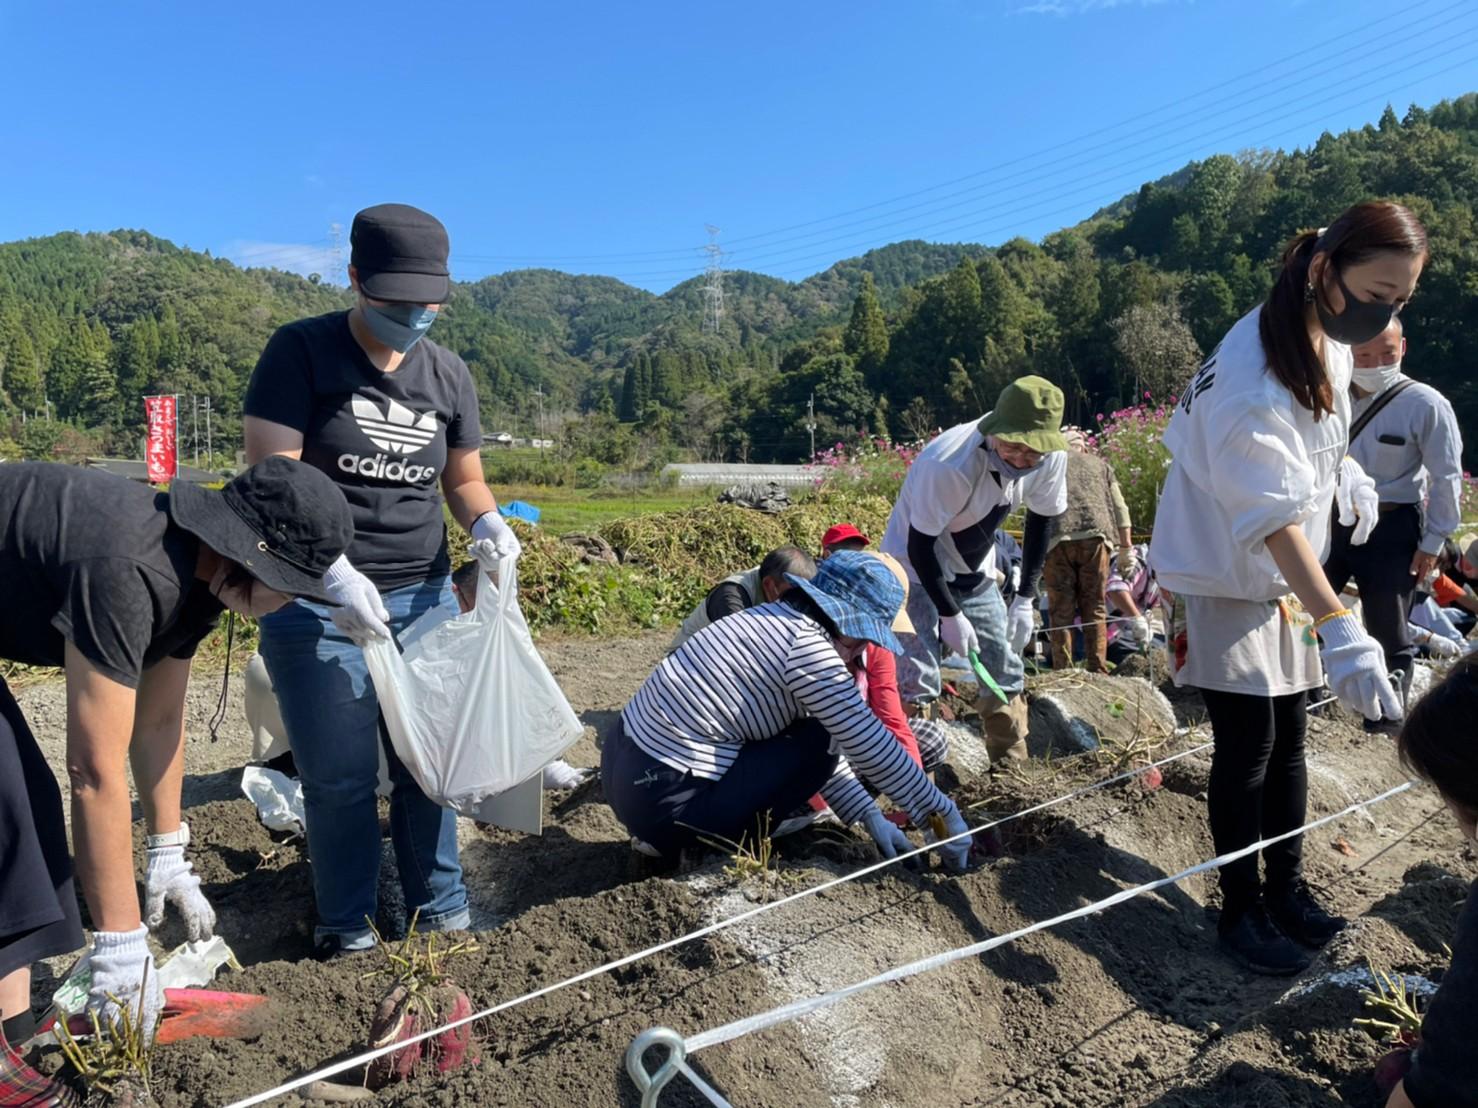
left=821, top=523, right=870, bottom=549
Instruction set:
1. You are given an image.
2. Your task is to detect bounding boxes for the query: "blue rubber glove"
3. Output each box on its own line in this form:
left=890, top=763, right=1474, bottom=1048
left=861, top=806, right=913, bottom=860
left=926, top=802, right=972, bottom=874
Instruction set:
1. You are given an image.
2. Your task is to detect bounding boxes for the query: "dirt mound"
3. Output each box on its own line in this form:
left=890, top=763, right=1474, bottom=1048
left=21, top=638, right=1476, bottom=1106
left=1025, top=671, right=1178, bottom=758
left=1157, top=865, right=1471, bottom=1108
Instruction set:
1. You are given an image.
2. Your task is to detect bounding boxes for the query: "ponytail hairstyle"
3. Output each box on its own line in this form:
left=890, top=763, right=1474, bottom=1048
left=1259, top=201, right=1428, bottom=421
left=1398, top=655, right=1478, bottom=826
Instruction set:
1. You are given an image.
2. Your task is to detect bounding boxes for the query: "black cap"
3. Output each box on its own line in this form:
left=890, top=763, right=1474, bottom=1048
left=168, top=456, right=355, bottom=605
left=350, top=203, right=451, bottom=304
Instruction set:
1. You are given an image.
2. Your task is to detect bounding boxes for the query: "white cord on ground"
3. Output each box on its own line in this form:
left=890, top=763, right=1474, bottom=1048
left=1034, top=612, right=1141, bottom=637
left=223, top=731, right=1218, bottom=1107
left=680, top=780, right=1415, bottom=1055
left=226, top=681, right=1368, bottom=1105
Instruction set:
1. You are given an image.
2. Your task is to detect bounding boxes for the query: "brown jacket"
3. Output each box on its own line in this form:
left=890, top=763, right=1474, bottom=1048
left=1049, top=451, right=1131, bottom=549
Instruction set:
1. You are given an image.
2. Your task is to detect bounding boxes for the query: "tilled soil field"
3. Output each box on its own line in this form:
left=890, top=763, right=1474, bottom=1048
left=19, top=632, right=1475, bottom=1107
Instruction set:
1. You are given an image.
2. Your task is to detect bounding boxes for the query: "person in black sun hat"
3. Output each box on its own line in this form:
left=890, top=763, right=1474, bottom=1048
left=0, top=455, right=351, bottom=1095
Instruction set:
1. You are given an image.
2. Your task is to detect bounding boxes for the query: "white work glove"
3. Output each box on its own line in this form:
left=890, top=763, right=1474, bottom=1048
left=925, top=802, right=972, bottom=874
left=324, top=554, right=390, bottom=644
left=87, top=926, right=164, bottom=1042
left=1125, top=615, right=1150, bottom=646
left=1318, top=611, right=1402, bottom=722
left=143, top=827, right=216, bottom=942
left=861, top=806, right=914, bottom=860
left=1424, top=634, right=1461, bottom=659
left=938, top=610, right=979, bottom=659
left=1336, top=457, right=1381, bottom=546
left=1006, top=594, right=1037, bottom=653
left=541, top=760, right=592, bottom=790
left=471, top=510, right=522, bottom=563
left=1117, top=548, right=1140, bottom=579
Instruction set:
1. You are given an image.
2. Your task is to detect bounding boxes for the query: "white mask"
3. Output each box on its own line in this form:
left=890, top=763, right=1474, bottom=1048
left=210, top=561, right=290, bottom=618
left=1351, top=360, right=1401, bottom=394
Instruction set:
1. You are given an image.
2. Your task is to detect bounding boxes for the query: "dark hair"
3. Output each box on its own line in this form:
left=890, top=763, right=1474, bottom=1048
left=760, top=544, right=817, bottom=585
left=782, top=588, right=842, bottom=640
left=1259, top=201, right=1428, bottom=420
left=1398, top=655, right=1478, bottom=817
left=451, top=559, right=481, bottom=597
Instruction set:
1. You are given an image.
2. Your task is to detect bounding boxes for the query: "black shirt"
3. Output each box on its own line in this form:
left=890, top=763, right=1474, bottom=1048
left=0, top=463, right=223, bottom=688
left=244, top=312, right=482, bottom=590
left=1405, top=878, right=1478, bottom=1108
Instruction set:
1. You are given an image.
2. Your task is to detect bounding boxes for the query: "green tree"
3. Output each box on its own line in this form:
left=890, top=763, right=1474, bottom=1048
left=618, top=360, right=640, bottom=422
left=843, top=272, right=889, bottom=385
left=18, top=418, right=63, bottom=460
left=4, top=331, right=44, bottom=411
left=78, top=356, right=120, bottom=427
left=1182, top=273, right=1239, bottom=351
left=1111, top=302, right=1202, bottom=403
left=50, top=317, right=109, bottom=419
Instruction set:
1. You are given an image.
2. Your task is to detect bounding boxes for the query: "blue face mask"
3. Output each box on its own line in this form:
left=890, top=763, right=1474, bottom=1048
left=361, top=301, right=438, bottom=352
left=988, top=449, right=1037, bottom=481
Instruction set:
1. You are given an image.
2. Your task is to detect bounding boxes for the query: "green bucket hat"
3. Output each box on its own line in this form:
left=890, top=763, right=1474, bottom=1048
left=976, top=375, right=1069, bottom=454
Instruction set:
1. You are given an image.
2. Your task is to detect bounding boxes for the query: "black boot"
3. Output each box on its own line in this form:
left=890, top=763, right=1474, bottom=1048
left=1218, top=901, right=1311, bottom=976
left=1266, top=879, right=1346, bottom=948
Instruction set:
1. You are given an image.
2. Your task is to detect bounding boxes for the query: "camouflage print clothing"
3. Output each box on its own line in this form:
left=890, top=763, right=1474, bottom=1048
left=1043, top=537, right=1111, bottom=673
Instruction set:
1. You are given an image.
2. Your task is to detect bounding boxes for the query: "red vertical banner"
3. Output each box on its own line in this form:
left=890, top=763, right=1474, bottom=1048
left=145, top=395, right=178, bottom=483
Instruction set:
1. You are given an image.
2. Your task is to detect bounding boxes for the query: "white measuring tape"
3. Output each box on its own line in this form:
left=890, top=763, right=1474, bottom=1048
left=627, top=779, right=1416, bottom=1106
left=223, top=731, right=1220, bottom=1106
left=227, top=685, right=1364, bottom=1105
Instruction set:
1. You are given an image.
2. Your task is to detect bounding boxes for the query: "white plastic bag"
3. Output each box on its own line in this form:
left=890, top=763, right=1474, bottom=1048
left=365, top=553, right=583, bottom=817
left=240, top=765, right=306, bottom=835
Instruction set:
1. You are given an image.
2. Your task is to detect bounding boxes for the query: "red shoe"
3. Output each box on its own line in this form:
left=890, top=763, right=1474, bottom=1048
left=0, top=1033, right=79, bottom=1108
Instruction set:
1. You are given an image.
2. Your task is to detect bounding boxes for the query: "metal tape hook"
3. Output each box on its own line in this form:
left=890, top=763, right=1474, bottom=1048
left=626, top=1027, right=686, bottom=1108
left=626, top=1026, right=734, bottom=1108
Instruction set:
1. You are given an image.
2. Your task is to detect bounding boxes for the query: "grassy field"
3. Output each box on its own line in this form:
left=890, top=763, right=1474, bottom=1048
left=486, top=483, right=715, bottom=533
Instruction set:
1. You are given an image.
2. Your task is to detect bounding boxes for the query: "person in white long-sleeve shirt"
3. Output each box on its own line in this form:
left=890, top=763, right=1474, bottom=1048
left=604, top=551, right=971, bottom=870
left=1322, top=317, right=1464, bottom=708
left=879, top=376, right=1069, bottom=763
left=1151, top=200, right=1424, bottom=977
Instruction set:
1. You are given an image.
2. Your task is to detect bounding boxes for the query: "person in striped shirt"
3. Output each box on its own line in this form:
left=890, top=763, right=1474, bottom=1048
left=603, top=551, right=971, bottom=869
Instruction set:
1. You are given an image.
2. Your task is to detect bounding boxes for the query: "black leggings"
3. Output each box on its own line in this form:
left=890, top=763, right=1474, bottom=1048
left=1200, top=688, right=1308, bottom=914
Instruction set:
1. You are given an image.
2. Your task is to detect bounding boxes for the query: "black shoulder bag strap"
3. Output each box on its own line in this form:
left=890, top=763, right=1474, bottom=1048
left=1348, top=378, right=1415, bottom=445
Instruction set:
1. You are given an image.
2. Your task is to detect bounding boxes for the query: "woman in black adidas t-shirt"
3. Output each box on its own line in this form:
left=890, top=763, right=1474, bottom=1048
left=244, top=204, right=520, bottom=957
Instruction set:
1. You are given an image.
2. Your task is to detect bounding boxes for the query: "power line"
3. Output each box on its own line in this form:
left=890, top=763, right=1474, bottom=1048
left=703, top=3, right=1478, bottom=269
left=463, top=36, right=1475, bottom=292
left=443, top=0, right=1466, bottom=270
left=449, top=30, right=1475, bottom=290
left=713, top=25, right=1478, bottom=273
left=756, top=45, right=1478, bottom=280
left=710, top=0, right=1467, bottom=251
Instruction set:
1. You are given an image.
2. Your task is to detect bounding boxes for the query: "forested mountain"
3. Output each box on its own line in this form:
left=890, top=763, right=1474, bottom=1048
left=2, top=94, right=1476, bottom=468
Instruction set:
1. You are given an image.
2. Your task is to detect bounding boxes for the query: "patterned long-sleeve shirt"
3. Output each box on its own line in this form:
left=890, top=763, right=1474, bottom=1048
left=623, top=600, right=949, bottom=826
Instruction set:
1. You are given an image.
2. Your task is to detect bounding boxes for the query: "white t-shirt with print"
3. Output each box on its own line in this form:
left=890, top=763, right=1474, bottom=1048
left=880, top=419, right=1068, bottom=584
left=1150, top=307, right=1352, bottom=602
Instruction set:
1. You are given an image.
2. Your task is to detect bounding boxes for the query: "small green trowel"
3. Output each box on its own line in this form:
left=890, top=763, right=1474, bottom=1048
left=968, top=648, right=1009, bottom=705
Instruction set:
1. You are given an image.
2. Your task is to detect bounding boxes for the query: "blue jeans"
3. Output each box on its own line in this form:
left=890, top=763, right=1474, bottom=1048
left=898, top=576, right=1025, bottom=705
left=602, top=720, right=837, bottom=856
left=258, top=578, right=469, bottom=948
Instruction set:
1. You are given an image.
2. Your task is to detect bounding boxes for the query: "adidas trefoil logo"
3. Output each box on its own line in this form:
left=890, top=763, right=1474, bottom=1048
left=352, top=397, right=438, bottom=455
left=338, top=397, right=440, bottom=485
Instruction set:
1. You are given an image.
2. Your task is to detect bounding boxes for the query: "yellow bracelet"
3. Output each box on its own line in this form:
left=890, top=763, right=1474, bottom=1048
left=1313, top=608, right=1354, bottom=629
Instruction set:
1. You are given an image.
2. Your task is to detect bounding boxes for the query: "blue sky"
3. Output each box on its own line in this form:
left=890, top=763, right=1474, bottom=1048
left=2, top=0, right=1475, bottom=292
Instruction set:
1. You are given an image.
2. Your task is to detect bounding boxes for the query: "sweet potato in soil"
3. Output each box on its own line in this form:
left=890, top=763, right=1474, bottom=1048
left=366, top=981, right=479, bottom=1088
left=84, top=1077, right=157, bottom=1108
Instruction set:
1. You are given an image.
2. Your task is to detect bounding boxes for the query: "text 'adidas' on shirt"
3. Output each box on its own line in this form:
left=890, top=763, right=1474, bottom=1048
left=244, top=311, right=482, bottom=590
